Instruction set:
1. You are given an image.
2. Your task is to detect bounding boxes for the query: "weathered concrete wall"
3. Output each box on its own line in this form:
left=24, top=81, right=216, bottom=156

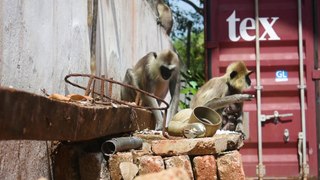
left=96, top=0, right=171, bottom=98
left=0, top=0, right=91, bottom=95
left=0, top=0, right=171, bottom=179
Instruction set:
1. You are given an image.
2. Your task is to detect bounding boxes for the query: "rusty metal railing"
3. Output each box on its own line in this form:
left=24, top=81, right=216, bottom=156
left=64, top=73, right=169, bottom=135
left=64, top=73, right=169, bottom=111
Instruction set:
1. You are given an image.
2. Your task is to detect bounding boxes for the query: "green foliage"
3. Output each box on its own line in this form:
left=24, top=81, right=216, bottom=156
left=168, top=0, right=205, bottom=109
left=174, top=31, right=205, bottom=108
left=179, top=69, right=205, bottom=109
left=174, top=31, right=204, bottom=73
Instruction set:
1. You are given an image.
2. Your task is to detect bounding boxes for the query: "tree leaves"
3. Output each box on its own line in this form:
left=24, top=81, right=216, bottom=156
left=168, top=0, right=205, bottom=108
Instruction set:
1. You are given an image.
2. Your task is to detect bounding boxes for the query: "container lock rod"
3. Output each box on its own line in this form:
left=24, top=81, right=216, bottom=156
left=260, top=111, right=293, bottom=124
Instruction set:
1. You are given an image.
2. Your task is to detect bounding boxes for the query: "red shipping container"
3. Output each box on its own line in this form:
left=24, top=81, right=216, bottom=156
left=204, top=0, right=319, bottom=178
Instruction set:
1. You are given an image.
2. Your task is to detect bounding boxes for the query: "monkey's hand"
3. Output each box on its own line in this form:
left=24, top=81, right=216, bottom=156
left=242, top=94, right=255, bottom=100
left=234, top=94, right=255, bottom=101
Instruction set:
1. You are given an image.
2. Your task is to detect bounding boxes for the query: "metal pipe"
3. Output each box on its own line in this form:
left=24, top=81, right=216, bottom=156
left=297, top=0, right=309, bottom=178
left=90, top=0, right=98, bottom=76
left=254, top=0, right=265, bottom=178
left=101, top=137, right=143, bottom=155
left=298, top=132, right=303, bottom=176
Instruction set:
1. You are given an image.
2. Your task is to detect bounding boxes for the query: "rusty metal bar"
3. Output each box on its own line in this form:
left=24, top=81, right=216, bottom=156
left=108, top=77, right=113, bottom=98
left=64, top=73, right=169, bottom=111
left=100, top=75, right=105, bottom=101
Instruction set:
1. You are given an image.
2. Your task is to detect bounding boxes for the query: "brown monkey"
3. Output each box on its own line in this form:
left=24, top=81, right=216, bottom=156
left=190, top=61, right=253, bottom=138
left=156, top=0, right=173, bottom=35
left=121, top=49, right=180, bottom=130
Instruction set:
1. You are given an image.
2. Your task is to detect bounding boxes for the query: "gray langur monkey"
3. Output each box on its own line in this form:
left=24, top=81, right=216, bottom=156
left=121, top=49, right=180, bottom=130
left=156, top=0, right=173, bottom=35
left=190, top=61, right=254, bottom=138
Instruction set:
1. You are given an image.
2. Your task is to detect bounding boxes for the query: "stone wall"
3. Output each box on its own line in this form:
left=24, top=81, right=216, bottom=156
left=56, top=132, right=246, bottom=179
left=113, top=133, right=245, bottom=180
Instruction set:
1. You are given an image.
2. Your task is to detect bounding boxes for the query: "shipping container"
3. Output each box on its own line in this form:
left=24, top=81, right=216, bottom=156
left=205, top=0, right=320, bottom=178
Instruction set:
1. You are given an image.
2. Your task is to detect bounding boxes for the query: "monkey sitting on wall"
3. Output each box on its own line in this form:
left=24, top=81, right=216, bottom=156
left=121, top=49, right=180, bottom=130
left=156, top=0, right=173, bottom=35
left=190, top=61, right=253, bottom=138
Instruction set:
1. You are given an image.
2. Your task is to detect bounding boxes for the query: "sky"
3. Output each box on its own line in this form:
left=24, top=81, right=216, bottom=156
left=168, top=0, right=204, bottom=35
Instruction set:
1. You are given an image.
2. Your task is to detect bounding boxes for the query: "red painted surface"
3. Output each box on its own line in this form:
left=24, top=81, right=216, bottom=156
left=205, top=0, right=318, bottom=178
left=316, top=0, right=320, bottom=178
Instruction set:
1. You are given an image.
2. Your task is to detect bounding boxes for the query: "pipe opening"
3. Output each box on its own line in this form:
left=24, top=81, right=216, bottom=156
left=101, top=141, right=116, bottom=155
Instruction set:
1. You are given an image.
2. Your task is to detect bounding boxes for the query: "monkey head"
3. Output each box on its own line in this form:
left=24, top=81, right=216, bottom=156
left=149, top=49, right=179, bottom=81
left=156, top=0, right=173, bottom=35
left=226, top=61, right=253, bottom=93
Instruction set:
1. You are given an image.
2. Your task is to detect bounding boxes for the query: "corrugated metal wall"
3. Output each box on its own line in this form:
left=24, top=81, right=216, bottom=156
left=0, top=0, right=91, bottom=94
left=0, top=0, right=172, bottom=179
left=205, top=0, right=318, bottom=178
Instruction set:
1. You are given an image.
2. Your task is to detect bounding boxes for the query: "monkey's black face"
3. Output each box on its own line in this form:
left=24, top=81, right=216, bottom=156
left=231, top=70, right=252, bottom=86
left=160, top=65, right=174, bottom=80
